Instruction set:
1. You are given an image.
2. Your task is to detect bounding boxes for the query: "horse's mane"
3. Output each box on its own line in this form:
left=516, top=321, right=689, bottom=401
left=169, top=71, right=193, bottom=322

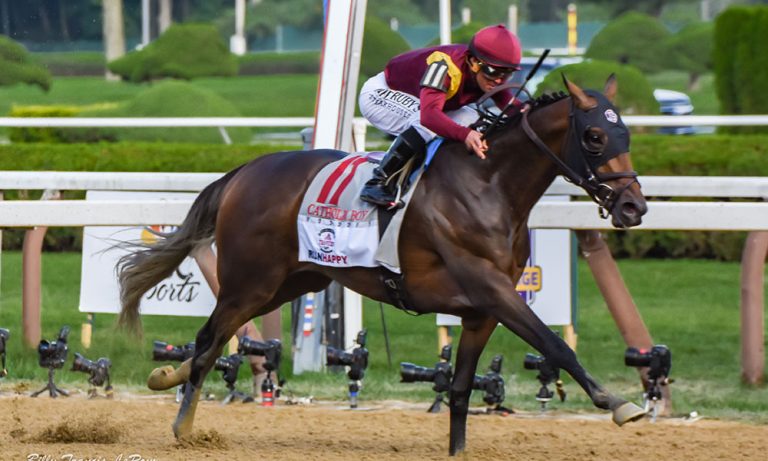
left=529, top=91, right=569, bottom=110
left=479, top=91, right=570, bottom=136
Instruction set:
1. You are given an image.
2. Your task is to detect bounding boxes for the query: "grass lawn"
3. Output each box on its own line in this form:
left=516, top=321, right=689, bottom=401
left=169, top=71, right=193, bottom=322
left=0, top=75, right=319, bottom=119
left=1, top=250, right=766, bottom=421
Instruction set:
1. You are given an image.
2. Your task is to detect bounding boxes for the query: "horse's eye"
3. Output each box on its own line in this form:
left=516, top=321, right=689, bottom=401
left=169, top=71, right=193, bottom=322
left=582, top=128, right=606, bottom=154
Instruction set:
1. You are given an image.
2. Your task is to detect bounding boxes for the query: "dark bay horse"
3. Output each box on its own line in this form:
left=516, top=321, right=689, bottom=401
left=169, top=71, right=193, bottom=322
left=118, top=75, right=648, bottom=455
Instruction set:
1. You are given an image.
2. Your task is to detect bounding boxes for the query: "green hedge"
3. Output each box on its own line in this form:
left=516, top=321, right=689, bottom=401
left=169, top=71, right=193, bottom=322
left=0, top=135, right=763, bottom=259
left=238, top=51, right=319, bottom=75
left=606, top=134, right=767, bottom=261
left=0, top=142, right=299, bottom=251
left=32, top=51, right=106, bottom=76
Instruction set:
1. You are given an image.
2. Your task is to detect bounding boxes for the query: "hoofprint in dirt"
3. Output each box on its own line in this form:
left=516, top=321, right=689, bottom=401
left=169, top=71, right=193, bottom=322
left=0, top=390, right=766, bottom=461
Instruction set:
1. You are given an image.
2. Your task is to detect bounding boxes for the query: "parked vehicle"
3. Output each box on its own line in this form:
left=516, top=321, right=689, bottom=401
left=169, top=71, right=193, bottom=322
left=653, top=88, right=696, bottom=135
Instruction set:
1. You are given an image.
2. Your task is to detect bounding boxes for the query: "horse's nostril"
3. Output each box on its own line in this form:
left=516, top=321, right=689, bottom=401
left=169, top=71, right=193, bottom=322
left=622, top=202, right=638, bottom=218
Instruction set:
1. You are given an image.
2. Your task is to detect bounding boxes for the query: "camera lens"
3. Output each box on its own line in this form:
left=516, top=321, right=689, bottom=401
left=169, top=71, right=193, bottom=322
left=326, top=347, right=352, bottom=367
left=523, top=353, right=543, bottom=370
left=400, top=362, right=435, bottom=383
left=624, top=347, right=651, bottom=367
left=72, top=352, right=94, bottom=373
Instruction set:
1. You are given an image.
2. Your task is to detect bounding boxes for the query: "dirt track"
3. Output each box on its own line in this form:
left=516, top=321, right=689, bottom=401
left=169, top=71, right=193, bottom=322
left=1, top=388, right=767, bottom=461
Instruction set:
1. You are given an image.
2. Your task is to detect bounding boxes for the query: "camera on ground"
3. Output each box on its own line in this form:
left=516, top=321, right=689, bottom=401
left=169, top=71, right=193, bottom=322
left=38, top=326, right=70, bottom=369
left=472, top=354, right=506, bottom=407
left=152, top=340, right=195, bottom=363
left=523, top=352, right=566, bottom=407
left=72, top=352, right=113, bottom=396
left=400, top=344, right=453, bottom=395
left=326, top=329, right=369, bottom=381
left=0, top=327, right=9, bottom=378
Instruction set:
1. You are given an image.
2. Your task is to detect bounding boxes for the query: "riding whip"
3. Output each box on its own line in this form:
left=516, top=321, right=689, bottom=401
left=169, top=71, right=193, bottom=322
left=483, top=48, right=551, bottom=139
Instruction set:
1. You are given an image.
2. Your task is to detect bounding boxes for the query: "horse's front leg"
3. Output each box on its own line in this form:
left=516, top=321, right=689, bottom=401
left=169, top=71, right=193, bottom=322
left=449, top=316, right=497, bottom=456
left=448, top=255, right=645, bottom=426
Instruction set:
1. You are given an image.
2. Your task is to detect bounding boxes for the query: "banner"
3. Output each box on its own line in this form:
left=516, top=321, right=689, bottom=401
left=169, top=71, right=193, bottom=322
left=78, top=191, right=216, bottom=317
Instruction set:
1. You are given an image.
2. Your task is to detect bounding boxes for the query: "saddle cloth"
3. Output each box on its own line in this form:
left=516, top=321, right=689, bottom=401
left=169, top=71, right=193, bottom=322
left=297, top=140, right=442, bottom=273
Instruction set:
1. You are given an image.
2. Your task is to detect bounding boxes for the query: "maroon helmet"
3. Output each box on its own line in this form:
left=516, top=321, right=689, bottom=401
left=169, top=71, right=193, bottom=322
left=468, top=24, right=521, bottom=70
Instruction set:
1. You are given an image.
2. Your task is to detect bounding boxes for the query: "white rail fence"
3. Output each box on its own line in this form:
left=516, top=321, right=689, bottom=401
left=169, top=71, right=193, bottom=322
left=0, top=115, right=765, bottom=384
left=0, top=175, right=766, bottom=229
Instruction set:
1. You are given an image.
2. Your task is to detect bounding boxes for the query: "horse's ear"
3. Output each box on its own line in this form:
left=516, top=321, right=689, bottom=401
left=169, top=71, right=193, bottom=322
left=561, top=73, right=592, bottom=109
left=604, top=73, right=618, bottom=103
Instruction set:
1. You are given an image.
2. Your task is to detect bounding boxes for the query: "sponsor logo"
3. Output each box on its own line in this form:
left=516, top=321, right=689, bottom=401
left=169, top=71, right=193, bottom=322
left=306, top=204, right=371, bottom=222
left=515, top=266, right=542, bottom=292
left=306, top=249, right=348, bottom=265
left=604, top=109, right=618, bottom=123
left=317, top=228, right=335, bottom=253
left=140, top=225, right=177, bottom=244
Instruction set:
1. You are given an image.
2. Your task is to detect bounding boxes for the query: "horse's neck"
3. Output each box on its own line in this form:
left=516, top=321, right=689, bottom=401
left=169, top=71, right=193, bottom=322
left=484, top=100, right=570, bottom=215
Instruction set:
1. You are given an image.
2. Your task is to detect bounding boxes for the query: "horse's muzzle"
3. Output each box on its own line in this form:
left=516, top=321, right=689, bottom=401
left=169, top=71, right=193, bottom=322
left=610, top=192, right=647, bottom=228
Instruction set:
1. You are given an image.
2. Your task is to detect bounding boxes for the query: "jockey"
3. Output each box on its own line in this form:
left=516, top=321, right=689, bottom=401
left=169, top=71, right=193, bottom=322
left=358, top=24, right=523, bottom=207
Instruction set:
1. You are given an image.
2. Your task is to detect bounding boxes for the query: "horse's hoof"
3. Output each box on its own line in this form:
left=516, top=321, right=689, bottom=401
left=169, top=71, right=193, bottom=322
left=612, top=401, right=647, bottom=426
left=147, top=365, right=177, bottom=390
left=172, top=418, right=192, bottom=440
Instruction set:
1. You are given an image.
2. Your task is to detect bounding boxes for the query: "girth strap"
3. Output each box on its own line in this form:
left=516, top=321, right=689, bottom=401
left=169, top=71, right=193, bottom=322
left=379, top=267, right=420, bottom=316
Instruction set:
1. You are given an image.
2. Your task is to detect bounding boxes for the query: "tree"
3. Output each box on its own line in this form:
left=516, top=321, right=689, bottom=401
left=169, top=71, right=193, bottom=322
left=585, top=12, right=671, bottom=74
left=102, top=0, right=125, bottom=81
left=662, top=22, right=713, bottom=91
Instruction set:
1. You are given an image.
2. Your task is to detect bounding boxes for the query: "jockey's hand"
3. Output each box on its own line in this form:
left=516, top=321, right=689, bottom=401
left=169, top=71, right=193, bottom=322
left=464, top=130, right=488, bottom=159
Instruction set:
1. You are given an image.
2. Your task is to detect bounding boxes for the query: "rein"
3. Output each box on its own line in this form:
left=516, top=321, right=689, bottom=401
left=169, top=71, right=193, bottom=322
left=520, top=103, right=639, bottom=219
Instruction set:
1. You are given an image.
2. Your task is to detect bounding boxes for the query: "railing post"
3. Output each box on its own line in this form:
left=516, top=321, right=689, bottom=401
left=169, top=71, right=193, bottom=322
left=22, top=189, right=60, bottom=348
left=576, top=229, right=672, bottom=411
left=740, top=231, right=767, bottom=385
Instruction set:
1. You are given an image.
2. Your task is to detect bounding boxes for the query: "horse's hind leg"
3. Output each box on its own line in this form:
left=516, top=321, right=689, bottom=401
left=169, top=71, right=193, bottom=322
left=448, top=316, right=497, bottom=456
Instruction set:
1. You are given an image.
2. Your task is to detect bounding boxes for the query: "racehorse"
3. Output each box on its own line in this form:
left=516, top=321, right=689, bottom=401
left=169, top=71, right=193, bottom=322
left=117, top=75, right=648, bottom=455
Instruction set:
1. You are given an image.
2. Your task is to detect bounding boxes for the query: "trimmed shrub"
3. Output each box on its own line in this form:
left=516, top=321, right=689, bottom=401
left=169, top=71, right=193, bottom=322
left=359, top=16, right=411, bottom=78
left=78, top=81, right=252, bottom=143
left=108, top=23, right=238, bottom=82
left=0, top=35, right=52, bottom=91
left=713, top=7, right=752, bottom=116
left=585, top=12, right=671, bottom=74
left=714, top=5, right=768, bottom=134
left=535, top=60, right=659, bottom=116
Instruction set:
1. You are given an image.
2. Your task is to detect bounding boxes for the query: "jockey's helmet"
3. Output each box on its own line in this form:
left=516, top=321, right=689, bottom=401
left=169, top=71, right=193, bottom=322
left=468, top=24, right=521, bottom=70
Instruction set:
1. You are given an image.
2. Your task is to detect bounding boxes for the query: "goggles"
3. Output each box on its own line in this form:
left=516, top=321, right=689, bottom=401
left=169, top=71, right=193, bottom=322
left=477, top=61, right=516, bottom=80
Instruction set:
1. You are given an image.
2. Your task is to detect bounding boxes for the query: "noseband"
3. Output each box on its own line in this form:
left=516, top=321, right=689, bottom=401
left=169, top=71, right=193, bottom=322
left=521, top=102, right=639, bottom=219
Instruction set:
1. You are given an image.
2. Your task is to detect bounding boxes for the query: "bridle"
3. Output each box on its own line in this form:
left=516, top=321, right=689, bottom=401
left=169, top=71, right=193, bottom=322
left=520, top=97, right=640, bottom=219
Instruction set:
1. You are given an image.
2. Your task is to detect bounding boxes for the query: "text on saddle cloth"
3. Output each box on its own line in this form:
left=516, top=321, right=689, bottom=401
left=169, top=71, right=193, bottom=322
left=296, top=139, right=443, bottom=272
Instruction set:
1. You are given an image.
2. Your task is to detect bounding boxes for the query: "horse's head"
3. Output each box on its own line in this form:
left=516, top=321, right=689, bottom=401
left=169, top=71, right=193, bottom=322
left=560, top=75, right=647, bottom=228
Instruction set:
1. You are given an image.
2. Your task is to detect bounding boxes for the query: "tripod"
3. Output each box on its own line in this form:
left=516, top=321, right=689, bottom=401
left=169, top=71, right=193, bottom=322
left=31, top=367, right=68, bottom=398
left=222, top=381, right=254, bottom=405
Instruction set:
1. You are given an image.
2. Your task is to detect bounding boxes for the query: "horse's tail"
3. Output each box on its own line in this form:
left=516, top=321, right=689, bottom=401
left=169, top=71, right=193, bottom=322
left=117, top=165, right=244, bottom=334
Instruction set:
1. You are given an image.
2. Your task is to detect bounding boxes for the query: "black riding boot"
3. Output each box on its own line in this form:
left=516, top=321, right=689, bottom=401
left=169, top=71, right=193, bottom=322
left=360, top=127, right=426, bottom=206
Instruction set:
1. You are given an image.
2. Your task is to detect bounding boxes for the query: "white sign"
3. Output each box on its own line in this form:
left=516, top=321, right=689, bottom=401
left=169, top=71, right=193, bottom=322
left=78, top=190, right=216, bottom=317
left=437, top=195, right=573, bottom=326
